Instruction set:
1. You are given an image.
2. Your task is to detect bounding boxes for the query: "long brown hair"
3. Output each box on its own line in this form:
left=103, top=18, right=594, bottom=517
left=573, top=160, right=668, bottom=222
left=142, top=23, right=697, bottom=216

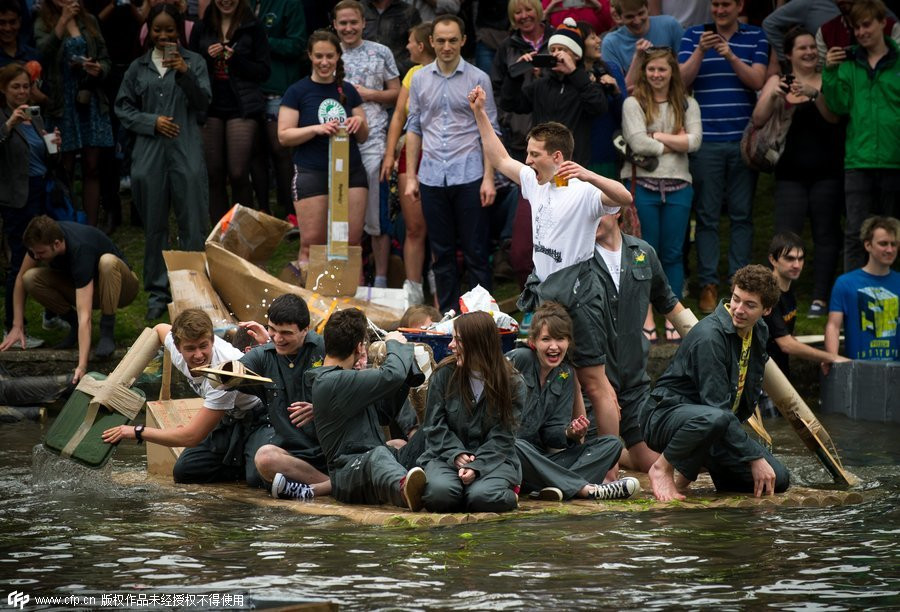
left=632, top=48, right=688, bottom=133
left=39, top=0, right=100, bottom=39
left=204, top=0, right=252, bottom=42
left=307, top=29, right=346, bottom=106
left=439, top=311, right=516, bottom=428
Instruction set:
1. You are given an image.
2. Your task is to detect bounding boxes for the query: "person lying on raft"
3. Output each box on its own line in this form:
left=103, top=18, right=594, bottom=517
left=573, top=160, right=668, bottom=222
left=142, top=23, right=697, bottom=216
left=506, top=302, right=640, bottom=502
left=101, top=308, right=270, bottom=486
left=236, top=294, right=331, bottom=499
left=418, top=311, right=525, bottom=513
left=642, top=265, right=792, bottom=501
left=306, top=308, right=427, bottom=510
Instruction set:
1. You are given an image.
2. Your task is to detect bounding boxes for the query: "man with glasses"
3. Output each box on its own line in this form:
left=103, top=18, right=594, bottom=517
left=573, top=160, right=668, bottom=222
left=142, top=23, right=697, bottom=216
left=603, top=0, right=683, bottom=91
left=405, top=14, right=500, bottom=314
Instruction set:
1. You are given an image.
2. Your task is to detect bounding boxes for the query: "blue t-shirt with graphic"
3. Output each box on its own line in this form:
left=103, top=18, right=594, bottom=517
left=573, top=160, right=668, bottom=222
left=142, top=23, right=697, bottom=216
left=281, top=77, right=363, bottom=171
left=829, top=268, right=900, bottom=361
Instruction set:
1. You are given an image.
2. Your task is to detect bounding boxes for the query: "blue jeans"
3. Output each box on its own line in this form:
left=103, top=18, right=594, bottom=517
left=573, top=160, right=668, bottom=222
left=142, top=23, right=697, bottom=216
left=474, top=41, right=496, bottom=77
left=629, top=181, right=693, bottom=300
left=420, top=179, right=492, bottom=313
left=690, top=141, right=757, bottom=286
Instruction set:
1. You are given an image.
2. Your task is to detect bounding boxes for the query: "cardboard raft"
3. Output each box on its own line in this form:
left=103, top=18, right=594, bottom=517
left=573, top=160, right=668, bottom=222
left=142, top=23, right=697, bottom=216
left=136, top=402, right=866, bottom=529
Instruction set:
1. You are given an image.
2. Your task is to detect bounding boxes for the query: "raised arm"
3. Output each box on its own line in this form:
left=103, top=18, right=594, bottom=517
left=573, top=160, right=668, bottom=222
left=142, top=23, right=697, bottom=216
left=556, top=160, right=633, bottom=209
left=467, top=85, right=524, bottom=184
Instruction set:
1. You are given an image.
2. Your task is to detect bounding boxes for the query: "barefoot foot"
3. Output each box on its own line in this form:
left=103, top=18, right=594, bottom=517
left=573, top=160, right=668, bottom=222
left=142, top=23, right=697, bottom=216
left=648, top=461, right=686, bottom=502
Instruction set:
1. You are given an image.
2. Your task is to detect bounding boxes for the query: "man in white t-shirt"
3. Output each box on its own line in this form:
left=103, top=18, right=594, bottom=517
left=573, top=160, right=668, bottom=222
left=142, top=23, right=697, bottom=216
left=101, top=309, right=271, bottom=486
left=469, top=84, right=633, bottom=449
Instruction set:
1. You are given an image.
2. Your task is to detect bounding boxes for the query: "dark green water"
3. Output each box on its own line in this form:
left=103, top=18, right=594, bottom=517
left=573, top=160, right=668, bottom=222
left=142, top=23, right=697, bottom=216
left=1, top=415, right=898, bottom=610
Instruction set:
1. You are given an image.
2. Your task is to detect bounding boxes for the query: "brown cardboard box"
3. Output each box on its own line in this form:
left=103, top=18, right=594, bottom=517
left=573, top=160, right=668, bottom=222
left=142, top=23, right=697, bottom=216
left=163, top=250, right=236, bottom=329
left=206, top=204, right=292, bottom=267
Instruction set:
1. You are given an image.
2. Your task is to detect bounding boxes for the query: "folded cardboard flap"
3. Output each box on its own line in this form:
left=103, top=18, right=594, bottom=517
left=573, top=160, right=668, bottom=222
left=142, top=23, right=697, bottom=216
left=207, top=204, right=292, bottom=267
left=205, top=241, right=402, bottom=330
left=163, top=250, right=236, bottom=329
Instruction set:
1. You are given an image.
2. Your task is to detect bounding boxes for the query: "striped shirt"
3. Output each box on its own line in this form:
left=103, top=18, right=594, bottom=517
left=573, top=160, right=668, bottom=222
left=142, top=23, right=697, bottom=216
left=678, top=24, right=769, bottom=142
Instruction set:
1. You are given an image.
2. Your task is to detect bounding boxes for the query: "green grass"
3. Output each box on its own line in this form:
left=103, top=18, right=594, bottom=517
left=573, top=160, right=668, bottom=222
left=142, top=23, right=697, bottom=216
left=15, top=170, right=829, bottom=350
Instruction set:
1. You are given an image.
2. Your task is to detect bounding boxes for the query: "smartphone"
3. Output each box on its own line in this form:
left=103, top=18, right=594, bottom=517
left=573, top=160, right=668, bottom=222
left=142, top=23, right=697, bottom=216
left=703, top=23, right=716, bottom=33
left=842, top=46, right=853, bottom=56
left=531, top=54, right=558, bottom=68
left=71, top=55, right=88, bottom=64
left=163, top=44, right=177, bottom=61
left=783, top=73, right=795, bottom=85
left=25, top=105, right=40, bottom=118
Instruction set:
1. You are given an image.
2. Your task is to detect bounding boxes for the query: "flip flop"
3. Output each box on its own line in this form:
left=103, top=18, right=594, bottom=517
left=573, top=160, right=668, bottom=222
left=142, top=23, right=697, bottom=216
left=642, top=326, right=658, bottom=344
left=665, top=324, right=681, bottom=343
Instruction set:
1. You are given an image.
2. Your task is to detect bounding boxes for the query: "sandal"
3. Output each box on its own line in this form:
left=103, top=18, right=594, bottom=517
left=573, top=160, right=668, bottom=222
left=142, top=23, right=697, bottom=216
left=665, top=324, right=681, bottom=343
left=642, top=326, right=658, bottom=344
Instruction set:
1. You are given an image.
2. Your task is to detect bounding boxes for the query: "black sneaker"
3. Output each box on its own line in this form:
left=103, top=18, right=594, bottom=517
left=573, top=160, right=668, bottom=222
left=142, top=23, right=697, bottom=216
left=400, top=467, right=426, bottom=511
left=271, top=473, right=314, bottom=501
left=587, top=477, right=641, bottom=500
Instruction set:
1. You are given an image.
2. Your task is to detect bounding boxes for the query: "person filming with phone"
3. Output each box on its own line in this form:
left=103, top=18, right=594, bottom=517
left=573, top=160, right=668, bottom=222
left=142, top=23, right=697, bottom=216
left=0, top=63, right=61, bottom=350
left=499, top=17, right=607, bottom=166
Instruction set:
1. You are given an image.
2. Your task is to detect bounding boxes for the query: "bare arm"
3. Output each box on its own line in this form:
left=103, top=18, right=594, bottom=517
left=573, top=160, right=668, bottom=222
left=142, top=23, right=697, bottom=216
left=102, top=407, right=224, bottom=447
left=468, top=85, right=524, bottom=184
left=74, top=283, right=94, bottom=384
left=381, top=85, right=410, bottom=181
left=824, top=311, right=843, bottom=356
left=557, top=160, right=633, bottom=208
left=774, top=334, right=849, bottom=364
left=154, top=323, right=172, bottom=344
left=0, top=255, right=38, bottom=351
left=277, top=106, right=333, bottom=147
left=355, top=76, right=401, bottom=106
left=751, top=74, right=787, bottom=127
left=404, top=130, right=422, bottom=200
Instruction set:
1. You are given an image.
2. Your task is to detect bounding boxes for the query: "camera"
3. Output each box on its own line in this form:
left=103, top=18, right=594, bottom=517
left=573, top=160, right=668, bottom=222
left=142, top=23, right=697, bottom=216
left=531, top=54, right=558, bottom=68
left=25, top=106, right=40, bottom=118
left=703, top=23, right=716, bottom=33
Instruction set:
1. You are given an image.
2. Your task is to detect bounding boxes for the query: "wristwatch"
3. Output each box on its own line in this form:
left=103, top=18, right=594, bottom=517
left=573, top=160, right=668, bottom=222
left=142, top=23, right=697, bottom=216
left=809, top=89, right=819, bottom=102
left=134, top=424, right=145, bottom=444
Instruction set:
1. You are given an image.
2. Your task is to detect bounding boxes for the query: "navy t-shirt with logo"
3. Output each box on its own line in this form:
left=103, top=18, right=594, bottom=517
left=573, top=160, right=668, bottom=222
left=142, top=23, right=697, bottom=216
left=281, top=78, right=363, bottom=172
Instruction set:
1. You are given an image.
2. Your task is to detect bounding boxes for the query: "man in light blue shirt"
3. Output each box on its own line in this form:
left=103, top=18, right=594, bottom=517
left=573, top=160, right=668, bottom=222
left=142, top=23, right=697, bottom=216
left=603, top=0, right=683, bottom=91
left=405, top=14, right=501, bottom=313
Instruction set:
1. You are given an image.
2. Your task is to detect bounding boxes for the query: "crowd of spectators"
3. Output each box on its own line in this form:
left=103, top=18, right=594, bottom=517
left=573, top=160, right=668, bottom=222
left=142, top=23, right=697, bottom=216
left=0, top=0, right=897, bottom=363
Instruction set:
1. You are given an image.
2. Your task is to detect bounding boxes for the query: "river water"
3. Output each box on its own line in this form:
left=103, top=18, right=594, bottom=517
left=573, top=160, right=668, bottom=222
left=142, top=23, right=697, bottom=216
left=1, top=414, right=898, bottom=610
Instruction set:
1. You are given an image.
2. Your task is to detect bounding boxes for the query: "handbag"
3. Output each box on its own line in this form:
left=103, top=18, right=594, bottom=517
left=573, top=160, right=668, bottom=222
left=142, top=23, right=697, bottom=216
left=612, top=130, right=659, bottom=172
left=44, top=169, right=86, bottom=224
left=740, top=98, right=796, bottom=172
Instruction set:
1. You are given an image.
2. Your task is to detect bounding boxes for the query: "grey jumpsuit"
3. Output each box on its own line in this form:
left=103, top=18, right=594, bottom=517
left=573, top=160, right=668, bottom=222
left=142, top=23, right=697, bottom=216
left=641, top=301, right=791, bottom=492
left=115, top=47, right=211, bottom=311
left=507, top=348, right=623, bottom=499
left=418, top=364, right=525, bottom=513
left=590, top=233, right=679, bottom=447
left=311, top=340, right=418, bottom=507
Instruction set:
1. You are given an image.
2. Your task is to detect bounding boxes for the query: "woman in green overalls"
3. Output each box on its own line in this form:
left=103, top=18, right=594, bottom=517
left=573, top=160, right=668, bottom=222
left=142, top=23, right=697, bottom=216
left=418, top=311, right=524, bottom=513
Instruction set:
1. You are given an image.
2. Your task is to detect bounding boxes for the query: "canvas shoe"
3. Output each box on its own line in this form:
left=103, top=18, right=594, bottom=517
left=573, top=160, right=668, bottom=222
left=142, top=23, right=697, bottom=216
left=587, top=477, right=641, bottom=501
left=400, top=466, right=426, bottom=511
left=536, top=487, right=564, bottom=502
left=271, top=473, right=314, bottom=501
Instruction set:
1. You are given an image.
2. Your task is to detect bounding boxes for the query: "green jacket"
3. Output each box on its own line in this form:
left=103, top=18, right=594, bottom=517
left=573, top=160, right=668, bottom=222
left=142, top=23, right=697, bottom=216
left=35, top=14, right=112, bottom=119
left=822, top=37, right=900, bottom=170
left=650, top=300, right=769, bottom=425
left=419, top=363, right=524, bottom=478
left=256, top=0, right=306, bottom=95
left=310, top=340, right=413, bottom=474
left=506, top=347, right=575, bottom=451
left=240, top=331, right=325, bottom=464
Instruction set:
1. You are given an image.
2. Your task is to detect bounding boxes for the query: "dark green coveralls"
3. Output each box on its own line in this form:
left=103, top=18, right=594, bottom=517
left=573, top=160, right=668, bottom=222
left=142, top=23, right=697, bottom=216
left=418, top=364, right=525, bottom=513
left=507, top=348, right=623, bottom=499
left=237, top=332, right=327, bottom=486
left=641, top=301, right=791, bottom=492
left=590, top=234, right=679, bottom=447
left=310, top=340, right=419, bottom=507
left=115, top=47, right=211, bottom=310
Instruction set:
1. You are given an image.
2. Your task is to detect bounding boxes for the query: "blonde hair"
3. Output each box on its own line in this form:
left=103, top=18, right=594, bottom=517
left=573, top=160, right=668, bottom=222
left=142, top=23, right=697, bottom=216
left=507, top=0, right=543, bottom=29
left=631, top=48, right=688, bottom=133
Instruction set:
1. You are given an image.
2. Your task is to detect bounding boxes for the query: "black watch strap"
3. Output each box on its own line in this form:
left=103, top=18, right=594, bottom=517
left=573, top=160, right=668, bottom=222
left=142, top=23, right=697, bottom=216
left=134, top=424, right=145, bottom=444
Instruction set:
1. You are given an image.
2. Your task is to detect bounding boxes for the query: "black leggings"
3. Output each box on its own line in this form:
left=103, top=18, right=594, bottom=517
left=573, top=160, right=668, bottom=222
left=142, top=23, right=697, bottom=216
left=202, top=116, right=258, bottom=223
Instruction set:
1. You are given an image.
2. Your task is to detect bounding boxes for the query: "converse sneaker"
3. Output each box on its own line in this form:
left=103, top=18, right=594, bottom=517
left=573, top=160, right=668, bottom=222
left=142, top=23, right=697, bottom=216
left=536, top=487, right=563, bottom=502
left=587, top=477, right=641, bottom=500
left=271, top=473, right=314, bottom=501
left=400, top=466, right=426, bottom=511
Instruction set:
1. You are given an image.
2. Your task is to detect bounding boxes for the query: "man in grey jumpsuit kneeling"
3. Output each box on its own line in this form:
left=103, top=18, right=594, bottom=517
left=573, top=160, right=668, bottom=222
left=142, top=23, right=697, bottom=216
left=642, top=265, right=791, bottom=501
